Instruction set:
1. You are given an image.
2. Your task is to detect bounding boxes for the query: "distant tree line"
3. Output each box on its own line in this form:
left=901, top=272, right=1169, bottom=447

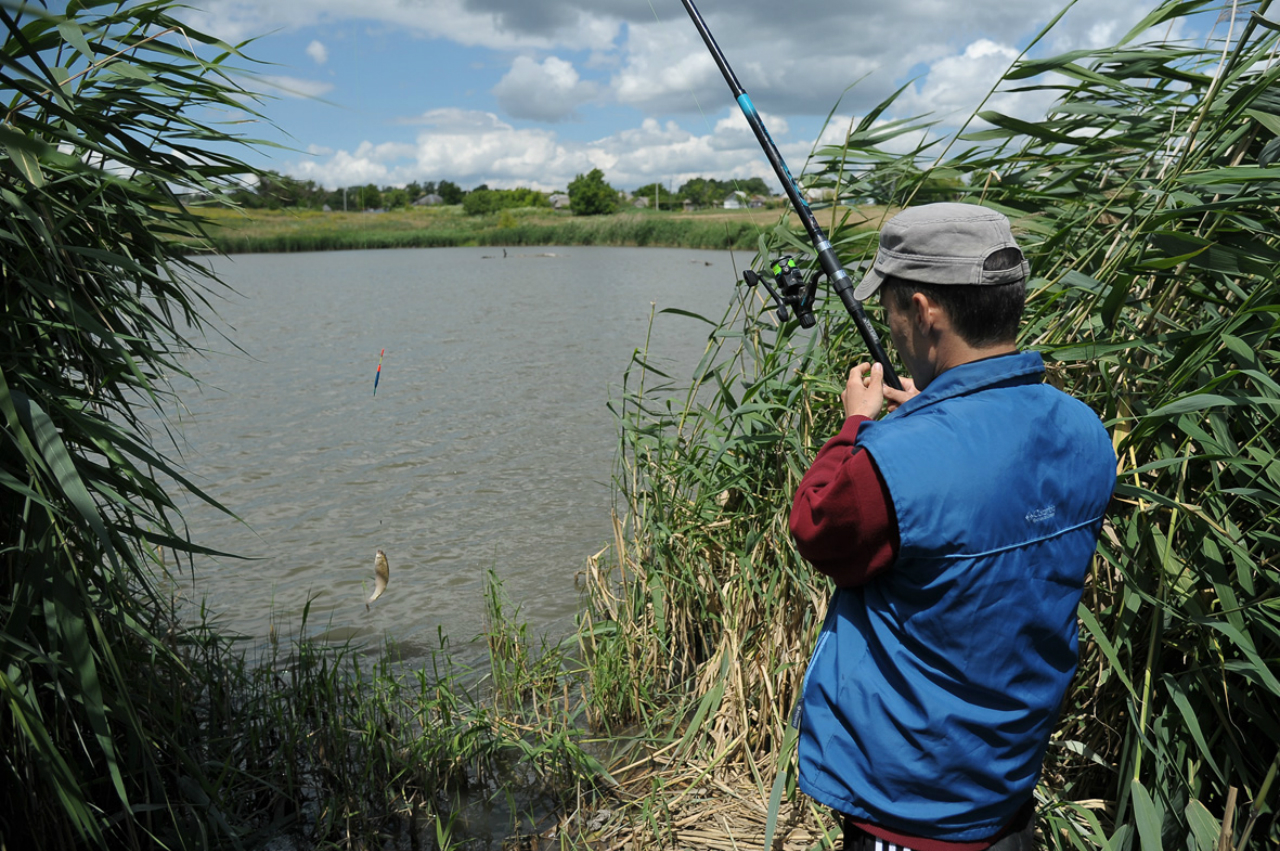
left=226, top=173, right=468, bottom=211
left=574, top=172, right=776, bottom=214
left=224, top=169, right=779, bottom=216
left=645, top=176, right=773, bottom=208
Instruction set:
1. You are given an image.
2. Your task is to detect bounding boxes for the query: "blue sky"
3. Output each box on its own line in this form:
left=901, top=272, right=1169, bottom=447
left=181, top=0, right=1218, bottom=192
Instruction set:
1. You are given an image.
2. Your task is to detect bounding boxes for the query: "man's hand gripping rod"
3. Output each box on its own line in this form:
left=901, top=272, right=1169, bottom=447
left=680, top=0, right=903, bottom=391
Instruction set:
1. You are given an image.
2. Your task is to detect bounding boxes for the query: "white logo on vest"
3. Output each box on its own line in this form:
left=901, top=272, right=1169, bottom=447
left=1026, top=506, right=1057, bottom=523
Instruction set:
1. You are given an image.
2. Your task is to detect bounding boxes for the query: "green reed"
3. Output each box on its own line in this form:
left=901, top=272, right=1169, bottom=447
left=581, top=3, right=1280, bottom=849
left=151, top=585, right=608, bottom=850
left=0, top=3, right=276, bottom=845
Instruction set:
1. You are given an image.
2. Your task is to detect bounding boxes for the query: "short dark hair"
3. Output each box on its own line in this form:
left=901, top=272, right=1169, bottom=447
left=880, top=248, right=1026, bottom=346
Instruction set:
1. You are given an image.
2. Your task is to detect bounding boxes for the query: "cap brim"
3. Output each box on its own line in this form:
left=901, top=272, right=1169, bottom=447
left=853, top=267, right=885, bottom=301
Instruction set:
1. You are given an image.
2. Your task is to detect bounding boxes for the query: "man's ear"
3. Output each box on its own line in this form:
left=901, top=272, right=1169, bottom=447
left=910, top=291, right=937, bottom=333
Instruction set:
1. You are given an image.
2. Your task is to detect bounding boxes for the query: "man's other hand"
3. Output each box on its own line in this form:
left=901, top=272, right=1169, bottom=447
left=842, top=363, right=886, bottom=420
left=884, top=376, right=919, bottom=413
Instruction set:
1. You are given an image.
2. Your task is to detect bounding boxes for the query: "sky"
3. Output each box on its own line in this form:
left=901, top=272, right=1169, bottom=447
left=179, top=0, right=1214, bottom=193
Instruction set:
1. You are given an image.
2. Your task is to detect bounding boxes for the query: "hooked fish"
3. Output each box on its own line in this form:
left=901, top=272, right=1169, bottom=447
left=368, top=549, right=389, bottom=605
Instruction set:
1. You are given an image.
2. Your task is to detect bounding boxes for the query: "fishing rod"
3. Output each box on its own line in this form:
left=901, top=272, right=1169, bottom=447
left=679, top=0, right=903, bottom=391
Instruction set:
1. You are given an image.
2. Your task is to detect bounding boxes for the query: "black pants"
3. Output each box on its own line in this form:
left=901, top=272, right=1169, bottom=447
left=840, top=801, right=1037, bottom=851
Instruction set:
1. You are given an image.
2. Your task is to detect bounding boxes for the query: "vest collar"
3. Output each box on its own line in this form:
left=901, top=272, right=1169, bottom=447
left=886, top=350, right=1045, bottom=420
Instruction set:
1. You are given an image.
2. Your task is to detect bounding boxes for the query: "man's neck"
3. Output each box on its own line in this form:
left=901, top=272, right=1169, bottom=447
left=935, top=341, right=1018, bottom=377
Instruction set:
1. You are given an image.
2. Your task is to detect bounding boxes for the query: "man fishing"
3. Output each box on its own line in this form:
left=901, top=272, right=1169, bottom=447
left=789, top=203, right=1116, bottom=851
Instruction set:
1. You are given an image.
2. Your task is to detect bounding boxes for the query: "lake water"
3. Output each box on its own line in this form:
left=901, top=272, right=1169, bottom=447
left=158, top=246, right=748, bottom=664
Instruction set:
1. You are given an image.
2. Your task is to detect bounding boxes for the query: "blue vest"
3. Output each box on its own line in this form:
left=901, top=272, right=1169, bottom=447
left=797, top=351, right=1115, bottom=841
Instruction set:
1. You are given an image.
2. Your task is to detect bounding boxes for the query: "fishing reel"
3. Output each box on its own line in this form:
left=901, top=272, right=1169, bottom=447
left=742, top=255, right=819, bottom=328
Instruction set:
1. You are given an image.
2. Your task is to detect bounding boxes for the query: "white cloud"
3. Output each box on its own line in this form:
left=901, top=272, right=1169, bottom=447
left=604, top=0, right=1181, bottom=125
left=289, top=139, right=418, bottom=186
left=493, top=56, right=597, bottom=122
left=1046, top=0, right=1162, bottom=52
left=706, top=109, right=788, bottom=152
left=306, top=40, right=328, bottom=65
left=611, top=4, right=1028, bottom=119
left=899, top=40, right=1026, bottom=122
left=612, top=25, right=720, bottom=111
left=281, top=108, right=791, bottom=192
left=188, top=0, right=622, bottom=52
left=396, top=108, right=510, bottom=132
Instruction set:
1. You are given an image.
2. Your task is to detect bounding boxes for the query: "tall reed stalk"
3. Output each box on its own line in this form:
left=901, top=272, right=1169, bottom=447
left=0, top=2, right=274, bottom=845
left=582, top=3, right=1280, bottom=848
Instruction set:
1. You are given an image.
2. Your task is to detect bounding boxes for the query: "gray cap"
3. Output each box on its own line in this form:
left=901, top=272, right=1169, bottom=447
left=853, top=202, right=1030, bottom=300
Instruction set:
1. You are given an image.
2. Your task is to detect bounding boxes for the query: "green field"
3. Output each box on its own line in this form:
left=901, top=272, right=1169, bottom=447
left=188, top=203, right=889, bottom=254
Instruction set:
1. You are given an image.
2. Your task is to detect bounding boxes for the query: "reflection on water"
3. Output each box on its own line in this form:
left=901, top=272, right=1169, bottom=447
left=155, top=246, right=748, bottom=664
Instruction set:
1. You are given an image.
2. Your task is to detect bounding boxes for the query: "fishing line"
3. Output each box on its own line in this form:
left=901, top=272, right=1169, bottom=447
left=656, top=12, right=886, bottom=384
left=642, top=0, right=775, bottom=281
left=642, top=1, right=886, bottom=255
left=674, top=0, right=903, bottom=386
left=643, top=0, right=887, bottom=225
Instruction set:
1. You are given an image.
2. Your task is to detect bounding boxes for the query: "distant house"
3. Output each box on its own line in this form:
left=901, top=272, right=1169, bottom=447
left=549, top=193, right=571, bottom=210
left=749, top=195, right=768, bottom=208
left=722, top=191, right=747, bottom=209
left=805, top=187, right=836, bottom=202
left=683, top=199, right=696, bottom=212
left=632, top=196, right=650, bottom=208
left=414, top=193, right=444, bottom=206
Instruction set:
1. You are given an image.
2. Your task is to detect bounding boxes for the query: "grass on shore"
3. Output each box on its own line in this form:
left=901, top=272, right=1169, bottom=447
left=186, top=203, right=889, bottom=254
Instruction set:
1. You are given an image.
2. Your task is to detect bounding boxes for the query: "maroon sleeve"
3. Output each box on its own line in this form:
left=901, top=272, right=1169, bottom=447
left=789, top=415, right=899, bottom=587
